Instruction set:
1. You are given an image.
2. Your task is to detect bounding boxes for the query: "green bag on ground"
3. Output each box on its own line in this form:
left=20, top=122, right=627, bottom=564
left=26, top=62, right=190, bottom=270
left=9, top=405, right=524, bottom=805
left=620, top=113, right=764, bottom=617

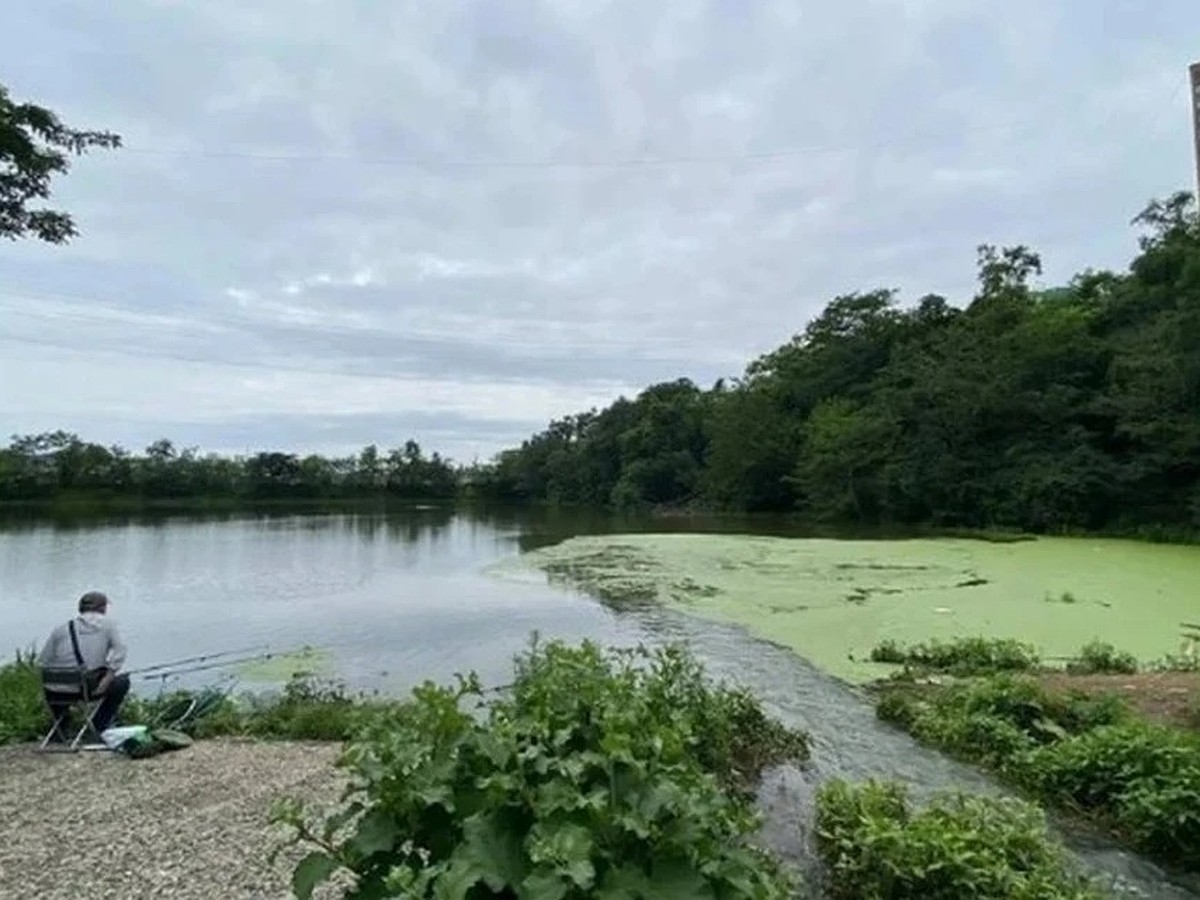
left=119, top=728, right=194, bottom=759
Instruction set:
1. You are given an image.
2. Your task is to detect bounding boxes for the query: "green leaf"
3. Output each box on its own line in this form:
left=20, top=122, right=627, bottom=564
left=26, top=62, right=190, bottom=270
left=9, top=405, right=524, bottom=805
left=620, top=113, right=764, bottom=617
left=546, top=823, right=595, bottom=888
left=291, top=851, right=338, bottom=900
left=459, top=809, right=528, bottom=889
left=350, top=808, right=398, bottom=858
left=597, top=864, right=652, bottom=900
left=521, top=871, right=570, bottom=900
left=432, top=858, right=482, bottom=900
left=475, top=730, right=514, bottom=767
left=646, top=858, right=713, bottom=900
left=561, top=856, right=595, bottom=890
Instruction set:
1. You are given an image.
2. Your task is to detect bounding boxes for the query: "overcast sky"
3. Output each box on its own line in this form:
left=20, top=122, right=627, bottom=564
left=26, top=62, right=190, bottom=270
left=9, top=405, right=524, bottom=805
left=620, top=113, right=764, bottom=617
left=1, top=1, right=1196, bottom=463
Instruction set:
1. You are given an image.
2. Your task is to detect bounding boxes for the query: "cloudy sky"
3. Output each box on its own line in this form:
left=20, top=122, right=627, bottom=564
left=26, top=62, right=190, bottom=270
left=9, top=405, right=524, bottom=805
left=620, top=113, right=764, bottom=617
left=1, top=1, right=1196, bottom=462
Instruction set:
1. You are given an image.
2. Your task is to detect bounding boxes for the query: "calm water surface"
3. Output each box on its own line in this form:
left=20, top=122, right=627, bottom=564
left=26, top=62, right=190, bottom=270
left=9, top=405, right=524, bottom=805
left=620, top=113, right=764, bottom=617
left=2, top=507, right=1194, bottom=898
left=2, top=507, right=658, bottom=692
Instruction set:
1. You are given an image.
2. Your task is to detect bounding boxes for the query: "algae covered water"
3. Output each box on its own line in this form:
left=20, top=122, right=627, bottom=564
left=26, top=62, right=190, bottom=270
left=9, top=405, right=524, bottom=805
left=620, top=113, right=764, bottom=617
left=502, top=532, right=1200, bottom=682
left=2, top=508, right=1197, bottom=897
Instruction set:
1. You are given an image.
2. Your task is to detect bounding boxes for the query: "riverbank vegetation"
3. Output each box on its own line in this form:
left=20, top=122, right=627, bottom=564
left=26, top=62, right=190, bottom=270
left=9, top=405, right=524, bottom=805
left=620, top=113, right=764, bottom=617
left=0, top=653, right=393, bottom=746
left=7, top=630, right=817, bottom=900
left=868, top=636, right=1198, bottom=679
left=815, top=780, right=1105, bottom=899
left=875, top=671, right=1200, bottom=871
left=273, top=641, right=810, bottom=899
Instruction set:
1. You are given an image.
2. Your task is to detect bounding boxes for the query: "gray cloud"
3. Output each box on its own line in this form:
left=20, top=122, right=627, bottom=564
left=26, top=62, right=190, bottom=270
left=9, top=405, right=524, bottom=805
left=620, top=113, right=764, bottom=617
left=2, top=0, right=1196, bottom=460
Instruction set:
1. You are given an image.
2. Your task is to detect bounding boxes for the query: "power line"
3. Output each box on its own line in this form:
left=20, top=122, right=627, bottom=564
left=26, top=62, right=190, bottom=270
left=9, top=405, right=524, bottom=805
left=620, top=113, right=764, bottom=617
left=114, top=111, right=1065, bottom=172
left=110, top=85, right=1187, bottom=174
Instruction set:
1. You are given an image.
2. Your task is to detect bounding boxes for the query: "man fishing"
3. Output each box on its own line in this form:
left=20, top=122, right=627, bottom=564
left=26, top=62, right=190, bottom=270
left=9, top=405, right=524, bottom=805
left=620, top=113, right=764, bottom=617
left=38, top=591, right=130, bottom=737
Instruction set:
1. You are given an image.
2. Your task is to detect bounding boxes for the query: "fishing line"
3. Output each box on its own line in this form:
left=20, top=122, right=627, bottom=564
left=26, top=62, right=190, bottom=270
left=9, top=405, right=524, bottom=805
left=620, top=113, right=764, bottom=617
left=127, top=644, right=271, bottom=676
left=136, top=645, right=327, bottom=681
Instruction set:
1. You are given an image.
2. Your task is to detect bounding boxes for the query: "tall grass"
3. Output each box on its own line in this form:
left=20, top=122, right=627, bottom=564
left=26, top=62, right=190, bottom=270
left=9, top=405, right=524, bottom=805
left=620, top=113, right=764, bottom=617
left=0, top=651, right=49, bottom=745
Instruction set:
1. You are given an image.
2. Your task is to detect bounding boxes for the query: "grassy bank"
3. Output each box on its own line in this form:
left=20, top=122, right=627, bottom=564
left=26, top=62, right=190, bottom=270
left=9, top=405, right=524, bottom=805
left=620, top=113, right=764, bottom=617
left=872, top=644, right=1200, bottom=873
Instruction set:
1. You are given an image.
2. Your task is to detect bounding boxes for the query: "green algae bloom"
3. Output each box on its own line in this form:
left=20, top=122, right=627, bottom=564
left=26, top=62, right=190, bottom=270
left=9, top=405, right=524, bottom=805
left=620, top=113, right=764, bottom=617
left=235, top=645, right=332, bottom=682
left=501, top=534, right=1200, bottom=682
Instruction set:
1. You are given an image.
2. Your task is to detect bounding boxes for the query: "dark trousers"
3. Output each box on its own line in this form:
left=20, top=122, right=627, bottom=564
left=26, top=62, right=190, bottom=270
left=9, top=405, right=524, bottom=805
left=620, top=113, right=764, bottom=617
left=46, top=672, right=131, bottom=736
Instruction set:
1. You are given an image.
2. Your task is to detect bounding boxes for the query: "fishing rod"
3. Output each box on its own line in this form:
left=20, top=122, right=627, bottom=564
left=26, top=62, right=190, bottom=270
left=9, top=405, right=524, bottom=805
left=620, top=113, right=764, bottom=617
left=137, top=647, right=324, bottom=681
left=127, top=644, right=270, bottom=676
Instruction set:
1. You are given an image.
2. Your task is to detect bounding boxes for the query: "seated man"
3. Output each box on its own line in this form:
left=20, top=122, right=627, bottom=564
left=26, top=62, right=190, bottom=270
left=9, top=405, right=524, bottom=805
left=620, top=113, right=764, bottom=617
left=38, top=591, right=130, bottom=736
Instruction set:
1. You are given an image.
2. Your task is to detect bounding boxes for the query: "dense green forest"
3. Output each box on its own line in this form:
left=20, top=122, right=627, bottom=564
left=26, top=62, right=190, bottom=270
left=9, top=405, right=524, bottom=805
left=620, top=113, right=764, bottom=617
left=5, top=193, right=1198, bottom=531
left=0, top=435, right=457, bottom=503
left=472, top=192, right=1200, bottom=534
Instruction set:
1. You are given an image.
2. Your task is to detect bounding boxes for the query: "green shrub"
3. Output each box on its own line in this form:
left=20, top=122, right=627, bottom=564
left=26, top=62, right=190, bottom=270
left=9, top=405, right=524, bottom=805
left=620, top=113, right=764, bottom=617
left=272, top=640, right=807, bottom=900
left=876, top=674, right=1200, bottom=872
left=869, top=638, right=908, bottom=665
left=0, top=651, right=48, bottom=745
left=894, top=676, right=1128, bottom=748
left=815, top=780, right=1104, bottom=899
left=1023, top=723, right=1200, bottom=868
left=875, top=689, right=921, bottom=729
left=1067, top=642, right=1138, bottom=675
left=127, top=676, right=397, bottom=742
left=868, top=637, right=1040, bottom=675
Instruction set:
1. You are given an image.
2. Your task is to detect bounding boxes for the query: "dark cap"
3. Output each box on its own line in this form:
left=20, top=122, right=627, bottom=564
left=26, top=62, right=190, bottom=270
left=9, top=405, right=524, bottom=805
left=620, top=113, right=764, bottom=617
left=78, top=591, right=109, bottom=613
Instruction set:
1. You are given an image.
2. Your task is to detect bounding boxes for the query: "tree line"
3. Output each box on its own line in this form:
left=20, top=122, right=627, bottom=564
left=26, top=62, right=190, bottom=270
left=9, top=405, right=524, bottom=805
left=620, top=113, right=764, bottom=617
left=0, top=434, right=457, bottom=503
left=471, top=193, right=1200, bottom=535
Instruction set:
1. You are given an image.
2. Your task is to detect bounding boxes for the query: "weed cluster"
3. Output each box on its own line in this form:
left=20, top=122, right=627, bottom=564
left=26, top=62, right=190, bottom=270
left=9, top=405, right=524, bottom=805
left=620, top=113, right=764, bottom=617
left=870, top=637, right=1040, bottom=675
left=0, top=652, right=399, bottom=746
left=1066, top=641, right=1138, bottom=675
left=272, top=640, right=809, bottom=899
left=125, top=676, right=375, bottom=742
left=815, top=780, right=1104, bottom=899
left=877, top=676, right=1200, bottom=870
left=0, top=650, right=45, bottom=745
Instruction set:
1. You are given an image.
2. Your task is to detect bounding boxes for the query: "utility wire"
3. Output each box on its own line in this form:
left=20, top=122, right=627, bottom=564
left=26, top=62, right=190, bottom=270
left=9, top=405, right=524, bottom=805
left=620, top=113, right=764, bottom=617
left=112, top=107, right=1070, bottom=172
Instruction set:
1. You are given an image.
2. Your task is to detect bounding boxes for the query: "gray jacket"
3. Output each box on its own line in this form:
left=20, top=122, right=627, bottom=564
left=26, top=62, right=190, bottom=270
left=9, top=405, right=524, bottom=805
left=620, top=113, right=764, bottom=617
left=38, top=613, right=127, bottom=677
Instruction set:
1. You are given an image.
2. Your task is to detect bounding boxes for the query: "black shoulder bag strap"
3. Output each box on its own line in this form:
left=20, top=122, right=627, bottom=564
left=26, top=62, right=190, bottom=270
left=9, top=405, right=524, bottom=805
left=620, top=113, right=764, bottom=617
left=67, top=619, right=86, bottom=668
left=67, top=619, right=104, bottom=694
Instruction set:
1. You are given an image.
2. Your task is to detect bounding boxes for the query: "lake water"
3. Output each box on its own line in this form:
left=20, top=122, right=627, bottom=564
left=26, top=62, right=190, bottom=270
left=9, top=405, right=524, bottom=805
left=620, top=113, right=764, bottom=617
left=1, top=507, right=650, bottom=693
left=3, top=506, right=1196, bottom=898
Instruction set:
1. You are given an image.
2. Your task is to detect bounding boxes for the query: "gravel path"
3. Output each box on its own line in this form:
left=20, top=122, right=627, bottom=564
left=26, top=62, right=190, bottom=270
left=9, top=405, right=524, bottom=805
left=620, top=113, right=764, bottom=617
left=0, top=740, right=346, bottom=900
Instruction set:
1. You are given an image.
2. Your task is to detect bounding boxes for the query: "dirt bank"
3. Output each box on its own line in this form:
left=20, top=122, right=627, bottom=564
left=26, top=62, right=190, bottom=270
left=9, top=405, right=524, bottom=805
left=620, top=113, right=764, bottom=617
left=0, top=740, right=344, bottom=900
left=1035, top=670, right=1200, bottom=730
